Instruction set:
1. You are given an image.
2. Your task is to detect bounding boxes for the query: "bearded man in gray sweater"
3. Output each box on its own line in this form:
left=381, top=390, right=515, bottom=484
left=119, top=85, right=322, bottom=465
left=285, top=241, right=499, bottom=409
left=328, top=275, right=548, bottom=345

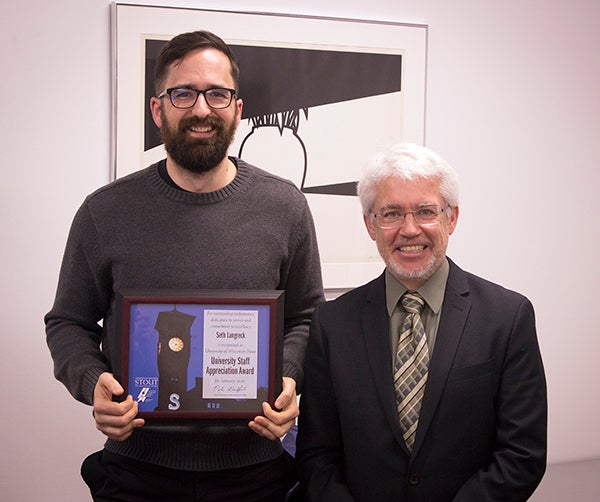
left=45, top=30, right=324, bottom=501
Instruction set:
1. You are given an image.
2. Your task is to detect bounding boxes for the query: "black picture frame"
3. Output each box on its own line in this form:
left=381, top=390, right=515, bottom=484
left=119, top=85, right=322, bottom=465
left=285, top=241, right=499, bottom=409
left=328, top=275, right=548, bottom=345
left=114, top=289, right=284, bottom=420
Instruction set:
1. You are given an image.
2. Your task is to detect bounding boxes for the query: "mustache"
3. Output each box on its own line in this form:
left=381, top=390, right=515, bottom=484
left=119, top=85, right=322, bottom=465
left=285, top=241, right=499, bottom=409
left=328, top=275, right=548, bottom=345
left=178, top=115, right=223, bottom=131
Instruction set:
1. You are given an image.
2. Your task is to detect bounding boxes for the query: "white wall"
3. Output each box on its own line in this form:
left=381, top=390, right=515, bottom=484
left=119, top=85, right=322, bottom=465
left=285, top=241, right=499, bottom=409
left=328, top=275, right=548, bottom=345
left=2, top=0, right=598, bottom=500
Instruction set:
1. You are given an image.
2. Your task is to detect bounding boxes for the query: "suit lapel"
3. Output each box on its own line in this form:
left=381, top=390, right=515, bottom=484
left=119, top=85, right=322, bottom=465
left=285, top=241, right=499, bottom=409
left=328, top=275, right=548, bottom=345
left=360, top=274, right=408, bottom=448
left=412, top=260, right=471, bottom=455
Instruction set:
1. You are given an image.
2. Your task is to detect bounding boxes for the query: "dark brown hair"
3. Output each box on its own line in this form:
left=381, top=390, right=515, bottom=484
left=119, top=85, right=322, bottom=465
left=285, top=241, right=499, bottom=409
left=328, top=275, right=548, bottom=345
left=154, top=30, right=240, bottom=96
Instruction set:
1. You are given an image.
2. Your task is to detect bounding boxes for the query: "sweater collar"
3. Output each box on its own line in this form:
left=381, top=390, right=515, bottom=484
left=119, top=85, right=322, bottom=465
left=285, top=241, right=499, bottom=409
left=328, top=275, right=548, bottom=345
left=148, top=157, right=251, bottom=204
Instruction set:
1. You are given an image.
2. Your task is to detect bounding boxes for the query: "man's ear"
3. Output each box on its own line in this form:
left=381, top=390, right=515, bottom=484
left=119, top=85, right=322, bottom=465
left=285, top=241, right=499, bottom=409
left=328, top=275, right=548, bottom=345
left=234, top=98, right=243, bottom=129
left=363, top=213, right=377, bottom=241
left=150, top=97, right=163, bottom=129
left=447, top=205, right=459, bottom=235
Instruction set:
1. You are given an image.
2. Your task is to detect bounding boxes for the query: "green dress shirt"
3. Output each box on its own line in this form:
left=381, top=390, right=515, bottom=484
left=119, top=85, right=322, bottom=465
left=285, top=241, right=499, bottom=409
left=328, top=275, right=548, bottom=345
left=386, top=258, right=450, bottom=367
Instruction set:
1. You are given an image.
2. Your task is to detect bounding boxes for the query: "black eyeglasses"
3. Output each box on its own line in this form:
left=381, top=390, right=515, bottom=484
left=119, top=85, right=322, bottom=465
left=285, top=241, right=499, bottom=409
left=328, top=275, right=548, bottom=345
left=158, top=87, right=237, bottom=109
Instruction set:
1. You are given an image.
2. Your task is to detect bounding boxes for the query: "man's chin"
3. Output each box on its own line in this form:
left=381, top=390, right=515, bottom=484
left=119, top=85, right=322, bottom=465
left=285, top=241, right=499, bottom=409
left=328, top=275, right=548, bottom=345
left=389, top=262, right=436, bottom=285
left=161, top=120, right=236, bottom=175
left=166, top=144, right=227, bottom=175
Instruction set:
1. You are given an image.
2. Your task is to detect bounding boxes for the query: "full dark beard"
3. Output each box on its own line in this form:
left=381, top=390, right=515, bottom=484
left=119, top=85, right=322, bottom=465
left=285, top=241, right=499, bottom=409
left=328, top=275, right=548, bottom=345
left=161, top=114, right=237, bottom=174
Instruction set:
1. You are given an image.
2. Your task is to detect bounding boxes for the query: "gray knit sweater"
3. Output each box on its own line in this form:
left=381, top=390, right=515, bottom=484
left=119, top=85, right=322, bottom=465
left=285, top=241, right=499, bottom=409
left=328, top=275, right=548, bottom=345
left=45, top=158, right=324, bottom=471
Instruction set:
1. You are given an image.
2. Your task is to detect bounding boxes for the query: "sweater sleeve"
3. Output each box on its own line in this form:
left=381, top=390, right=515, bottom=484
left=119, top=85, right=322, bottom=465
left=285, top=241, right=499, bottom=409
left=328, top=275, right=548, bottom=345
left=279, top=198, right=325, bottom=392
left=45, top=201, right=112, bottom=405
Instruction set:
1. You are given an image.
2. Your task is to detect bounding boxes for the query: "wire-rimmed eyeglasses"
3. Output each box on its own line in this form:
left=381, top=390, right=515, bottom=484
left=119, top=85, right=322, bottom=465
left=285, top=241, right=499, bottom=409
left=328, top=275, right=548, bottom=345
left=158, top=87, right=236, bottom=109
left=371, top=205, right=450, bottom=229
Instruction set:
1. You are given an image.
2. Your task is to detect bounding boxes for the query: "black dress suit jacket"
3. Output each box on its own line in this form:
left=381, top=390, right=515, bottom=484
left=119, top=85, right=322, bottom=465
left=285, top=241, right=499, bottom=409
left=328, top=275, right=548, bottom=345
left=297, top=259, right=547, bottom=501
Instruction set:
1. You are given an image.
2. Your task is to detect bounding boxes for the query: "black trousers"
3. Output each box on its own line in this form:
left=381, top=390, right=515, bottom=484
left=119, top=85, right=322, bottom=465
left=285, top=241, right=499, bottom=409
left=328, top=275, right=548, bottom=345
left=81, top=449, right=297, bottom=502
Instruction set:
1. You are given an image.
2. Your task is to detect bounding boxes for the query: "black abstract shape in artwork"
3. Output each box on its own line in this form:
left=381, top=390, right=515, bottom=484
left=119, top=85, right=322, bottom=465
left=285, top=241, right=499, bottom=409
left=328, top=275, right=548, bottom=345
left=144, top=40, right=402, bottom=196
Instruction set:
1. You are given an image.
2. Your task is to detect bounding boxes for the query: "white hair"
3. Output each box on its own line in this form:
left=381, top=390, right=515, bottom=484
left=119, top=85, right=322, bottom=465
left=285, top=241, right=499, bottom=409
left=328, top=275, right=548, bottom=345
left=356, top=143, right=460, bottom=214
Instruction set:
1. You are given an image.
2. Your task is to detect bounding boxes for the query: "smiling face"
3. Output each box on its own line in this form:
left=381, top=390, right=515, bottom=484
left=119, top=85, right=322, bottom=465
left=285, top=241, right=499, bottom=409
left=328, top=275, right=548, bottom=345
left=150, top=48, right=243, bottom=174
left=364, top=175, right=459, bottom=290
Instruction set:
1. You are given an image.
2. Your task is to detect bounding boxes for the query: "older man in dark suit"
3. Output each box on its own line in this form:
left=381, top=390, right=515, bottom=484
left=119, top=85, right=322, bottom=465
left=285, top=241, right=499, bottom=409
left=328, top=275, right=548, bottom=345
left=296, top=143, right=547, bottom=501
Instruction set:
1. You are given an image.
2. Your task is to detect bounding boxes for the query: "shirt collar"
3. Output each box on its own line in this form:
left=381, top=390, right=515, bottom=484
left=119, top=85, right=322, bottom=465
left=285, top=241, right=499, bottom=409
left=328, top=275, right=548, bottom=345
left=385, top=258, right=450, bottom=316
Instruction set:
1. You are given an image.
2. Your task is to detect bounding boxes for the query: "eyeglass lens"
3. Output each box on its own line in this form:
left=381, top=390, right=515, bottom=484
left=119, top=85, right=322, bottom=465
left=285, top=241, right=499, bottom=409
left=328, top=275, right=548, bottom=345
left=377, top=206, right=443, bottom=228
left=169, top=88, right=234, bottom=109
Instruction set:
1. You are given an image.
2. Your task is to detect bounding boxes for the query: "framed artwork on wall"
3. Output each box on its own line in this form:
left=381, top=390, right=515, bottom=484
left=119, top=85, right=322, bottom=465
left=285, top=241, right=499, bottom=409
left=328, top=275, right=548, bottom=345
left=111, top=2, right=427, bottom=289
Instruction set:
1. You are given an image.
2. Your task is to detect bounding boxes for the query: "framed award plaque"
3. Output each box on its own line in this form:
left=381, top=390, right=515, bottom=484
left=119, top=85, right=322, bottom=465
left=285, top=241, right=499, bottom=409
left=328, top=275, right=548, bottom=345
left=114, top=289, right=284, bottom=420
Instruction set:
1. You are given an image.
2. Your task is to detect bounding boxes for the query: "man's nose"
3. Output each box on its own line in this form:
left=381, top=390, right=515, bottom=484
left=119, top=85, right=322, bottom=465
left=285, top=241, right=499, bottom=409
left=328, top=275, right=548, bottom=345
left=398, top=213, right=422, bottom=236
left=191, top=93, right=212, bottom=116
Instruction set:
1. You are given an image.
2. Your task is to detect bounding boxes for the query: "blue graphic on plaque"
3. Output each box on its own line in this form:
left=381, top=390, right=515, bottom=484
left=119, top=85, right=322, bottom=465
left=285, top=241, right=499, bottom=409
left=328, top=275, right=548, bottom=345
left=128, top=303, right=270, bottom=412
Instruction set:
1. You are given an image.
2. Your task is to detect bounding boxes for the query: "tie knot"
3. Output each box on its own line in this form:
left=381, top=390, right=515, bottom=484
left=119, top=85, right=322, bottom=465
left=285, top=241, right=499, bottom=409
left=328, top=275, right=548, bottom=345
left=401, top=292, right=425, bottom=314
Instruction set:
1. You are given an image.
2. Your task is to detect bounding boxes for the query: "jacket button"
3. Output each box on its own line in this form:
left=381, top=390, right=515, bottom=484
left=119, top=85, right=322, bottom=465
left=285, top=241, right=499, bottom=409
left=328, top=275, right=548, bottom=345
left=408, top=473, right=419, bottom=485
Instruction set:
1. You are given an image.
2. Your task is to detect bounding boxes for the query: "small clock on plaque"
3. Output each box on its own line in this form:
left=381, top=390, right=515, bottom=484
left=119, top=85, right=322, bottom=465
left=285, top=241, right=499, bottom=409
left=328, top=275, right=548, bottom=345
left=168, top=336, right=184, bottom=352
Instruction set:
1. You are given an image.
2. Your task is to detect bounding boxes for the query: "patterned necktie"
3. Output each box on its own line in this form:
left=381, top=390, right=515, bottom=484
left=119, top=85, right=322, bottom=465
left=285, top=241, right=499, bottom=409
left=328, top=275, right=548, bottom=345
left=394, top=291, right=430, bottom=452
